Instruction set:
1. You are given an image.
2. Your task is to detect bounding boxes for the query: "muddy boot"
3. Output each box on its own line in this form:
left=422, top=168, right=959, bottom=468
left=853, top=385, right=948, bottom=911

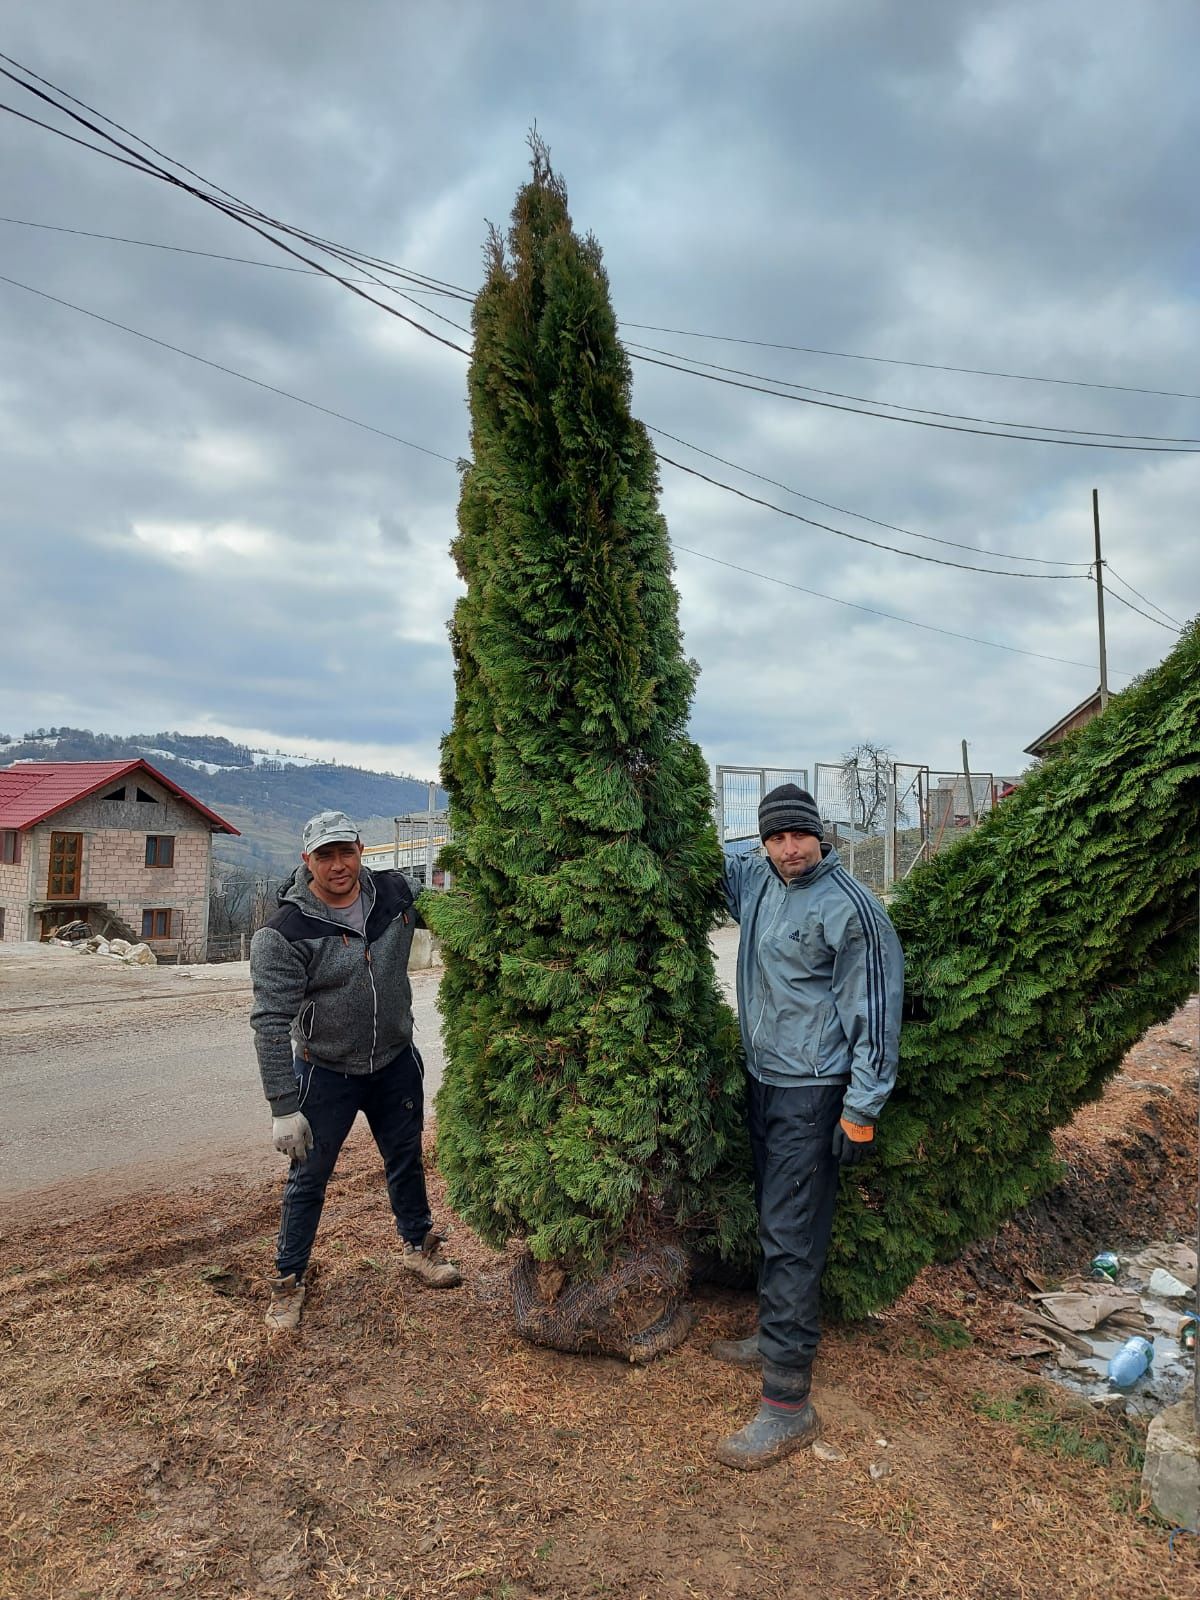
left=265, top=1273, right=306, bottom=1333
left=401, top=1228, right=462, bottom=1289
left=713, top=1362, right=818, bottom=1470
left=709, top=1332, right=762, bottom=1367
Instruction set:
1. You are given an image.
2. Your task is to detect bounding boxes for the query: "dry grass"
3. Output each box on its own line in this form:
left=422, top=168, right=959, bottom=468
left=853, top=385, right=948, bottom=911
left=1, top=1000, right=1197, bottom=1600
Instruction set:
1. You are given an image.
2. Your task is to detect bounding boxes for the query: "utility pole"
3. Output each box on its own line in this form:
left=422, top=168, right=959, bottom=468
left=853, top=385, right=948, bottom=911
left=961, top=740, right=977, bottom=826
left=1093, top=489, right=1109, bottom=710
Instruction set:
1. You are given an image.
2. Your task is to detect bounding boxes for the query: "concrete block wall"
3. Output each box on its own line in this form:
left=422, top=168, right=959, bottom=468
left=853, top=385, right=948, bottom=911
left=0, top=838, right=32, bottom=944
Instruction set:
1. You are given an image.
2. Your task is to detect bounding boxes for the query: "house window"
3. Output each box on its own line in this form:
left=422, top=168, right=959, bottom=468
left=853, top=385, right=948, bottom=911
left=102, top=787, right=126, bottom=801
left=136, top=788, right=157, bottom=803
left=1, top=830, right=19, bottom=865
left=145, top=835, right=175, bottom=868
left=141, top=908, right=174, bottom=940
left=47, top=832, right=82, bottom=898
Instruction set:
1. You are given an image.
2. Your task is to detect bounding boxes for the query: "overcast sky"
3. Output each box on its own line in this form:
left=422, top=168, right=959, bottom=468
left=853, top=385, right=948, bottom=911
left=1, top=1, right=1197, bottom=800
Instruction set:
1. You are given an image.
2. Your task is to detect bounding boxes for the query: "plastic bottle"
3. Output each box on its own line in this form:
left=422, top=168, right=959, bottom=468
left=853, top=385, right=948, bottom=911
left=1179, top=1314, right=1199, bottom=1354
left=1107, top=1335, right=1154, bottom=1389
left=1089, top=1251, right=1120, bottom=1282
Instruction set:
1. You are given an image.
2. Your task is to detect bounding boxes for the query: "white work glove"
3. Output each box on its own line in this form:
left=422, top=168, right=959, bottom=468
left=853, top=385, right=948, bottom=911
left=272, top=1111, right=313, bottom=1163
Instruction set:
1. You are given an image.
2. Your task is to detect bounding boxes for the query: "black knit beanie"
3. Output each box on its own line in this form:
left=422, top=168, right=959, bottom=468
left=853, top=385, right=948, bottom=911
left=759, top=784, right=823, bottom=842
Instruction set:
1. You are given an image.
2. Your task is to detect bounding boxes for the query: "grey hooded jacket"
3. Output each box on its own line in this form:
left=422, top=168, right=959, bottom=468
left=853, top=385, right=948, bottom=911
left=249, top=865, right=424, bottom=1116
left=722, top=844, right=904, bottom=1123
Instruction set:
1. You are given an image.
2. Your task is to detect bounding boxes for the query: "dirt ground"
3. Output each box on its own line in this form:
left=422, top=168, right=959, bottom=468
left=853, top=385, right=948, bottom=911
left=1, top=999, right=1197, bottom=1600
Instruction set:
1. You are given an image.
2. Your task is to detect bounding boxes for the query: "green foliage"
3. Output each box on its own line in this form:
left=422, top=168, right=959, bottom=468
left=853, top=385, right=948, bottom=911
left=822, top=621, right=1200, bottom=1317
left=425, top=143, right=751, bottom=1271
left=971, top=1383, right=1145, bottom=1470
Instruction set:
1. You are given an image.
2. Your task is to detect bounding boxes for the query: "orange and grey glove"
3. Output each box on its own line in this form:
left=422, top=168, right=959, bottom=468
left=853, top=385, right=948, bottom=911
left=831, top=1115, right=875, bottom=1167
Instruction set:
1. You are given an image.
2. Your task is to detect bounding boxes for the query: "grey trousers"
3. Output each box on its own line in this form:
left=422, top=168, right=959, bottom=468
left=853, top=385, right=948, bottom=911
left=747, top=1076, right=845, bottom=1379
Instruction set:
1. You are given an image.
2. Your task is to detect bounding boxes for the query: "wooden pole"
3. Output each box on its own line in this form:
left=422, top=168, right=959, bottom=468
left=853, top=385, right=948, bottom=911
left=1093, top=489, right=1110, bottom=710
left=961, top=740, right=977, bottom=826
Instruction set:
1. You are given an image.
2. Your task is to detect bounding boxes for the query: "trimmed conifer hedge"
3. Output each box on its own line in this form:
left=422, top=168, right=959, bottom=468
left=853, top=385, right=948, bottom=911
left=823, top=622, right=1200, bottom=1317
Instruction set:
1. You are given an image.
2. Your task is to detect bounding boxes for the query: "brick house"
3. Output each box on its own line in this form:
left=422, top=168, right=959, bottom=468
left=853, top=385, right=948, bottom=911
left=0, top=760, right=239, bottom=957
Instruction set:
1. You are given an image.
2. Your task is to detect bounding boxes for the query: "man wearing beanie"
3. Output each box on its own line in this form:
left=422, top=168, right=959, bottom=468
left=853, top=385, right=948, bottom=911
left=712, top=783, right=903, bottom=1469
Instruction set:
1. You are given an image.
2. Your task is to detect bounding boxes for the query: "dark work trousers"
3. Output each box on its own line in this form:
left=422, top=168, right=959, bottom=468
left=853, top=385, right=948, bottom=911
left=276, top=1044, right=432, bottom=1281
left=747, top=1076, right=846, bottom=1382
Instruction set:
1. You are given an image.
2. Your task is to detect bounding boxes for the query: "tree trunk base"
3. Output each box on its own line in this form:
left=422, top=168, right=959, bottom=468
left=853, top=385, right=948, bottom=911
left=511, top=1240, right=693, bottom=1363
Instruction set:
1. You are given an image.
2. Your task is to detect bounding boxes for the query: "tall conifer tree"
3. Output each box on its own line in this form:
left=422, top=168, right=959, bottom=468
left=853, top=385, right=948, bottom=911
left=425, top=144, right=749, bottom=1338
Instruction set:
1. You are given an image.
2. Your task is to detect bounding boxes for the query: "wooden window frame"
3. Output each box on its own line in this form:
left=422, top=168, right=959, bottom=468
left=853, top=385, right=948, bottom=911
left=47, top=832, right=83, bottom=899
left=1, top=829, right=20, bottom=866
left=141, top=908, right=174, bottom=940
left=145, top=835, right=175, bottom=868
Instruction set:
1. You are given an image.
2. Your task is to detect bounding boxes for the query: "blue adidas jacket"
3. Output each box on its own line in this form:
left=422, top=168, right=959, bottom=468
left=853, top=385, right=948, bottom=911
left=722, top=844, right=904, bottom=1123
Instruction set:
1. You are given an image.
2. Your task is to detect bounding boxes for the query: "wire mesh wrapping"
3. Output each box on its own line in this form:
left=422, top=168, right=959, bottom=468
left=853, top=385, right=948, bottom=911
left=511, top=1239, right=694, bottom=1362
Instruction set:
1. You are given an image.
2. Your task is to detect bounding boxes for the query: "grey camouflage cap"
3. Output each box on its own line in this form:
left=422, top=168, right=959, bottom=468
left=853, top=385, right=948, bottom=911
left=302, top=809, right=360, bottom=854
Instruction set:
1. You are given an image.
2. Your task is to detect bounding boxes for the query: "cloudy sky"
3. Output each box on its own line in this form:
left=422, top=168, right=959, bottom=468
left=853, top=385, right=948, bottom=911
left=1, top=1, right=1197, bottom=800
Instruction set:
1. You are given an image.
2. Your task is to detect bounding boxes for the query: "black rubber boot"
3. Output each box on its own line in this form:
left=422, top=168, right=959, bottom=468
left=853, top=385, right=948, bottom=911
left=709, top=1332, right=762, bottom=1367
left=713, top=1399, right=820, bottom=1469
left=713, top=1361, right=818, bottom=1470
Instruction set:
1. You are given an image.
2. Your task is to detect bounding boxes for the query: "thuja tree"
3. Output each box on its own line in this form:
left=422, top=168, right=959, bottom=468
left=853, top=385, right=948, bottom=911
left=423, top=145, right=749, bottom=1353
left=822, top=620, right=1200, bottom=1319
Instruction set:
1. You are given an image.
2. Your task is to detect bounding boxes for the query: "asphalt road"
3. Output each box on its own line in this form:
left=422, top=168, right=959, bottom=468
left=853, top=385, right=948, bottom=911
left=0, top=930, right=739, bottom=1211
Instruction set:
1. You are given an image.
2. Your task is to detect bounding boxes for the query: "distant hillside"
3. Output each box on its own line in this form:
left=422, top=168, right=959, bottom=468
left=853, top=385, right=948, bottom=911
left=0, top=727, right=444, bottom=876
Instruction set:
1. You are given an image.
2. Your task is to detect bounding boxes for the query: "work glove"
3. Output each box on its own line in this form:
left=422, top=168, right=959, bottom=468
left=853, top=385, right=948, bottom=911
left=272, top=1111, right=313, bottom=1164
left=831, top=1115, right=875, bottom=1167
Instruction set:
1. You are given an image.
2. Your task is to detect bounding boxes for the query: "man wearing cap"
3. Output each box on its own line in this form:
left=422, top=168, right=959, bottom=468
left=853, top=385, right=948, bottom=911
left=250, top=810, right=461, bottom=1332
left=712, top=784, right=903, bottom=1469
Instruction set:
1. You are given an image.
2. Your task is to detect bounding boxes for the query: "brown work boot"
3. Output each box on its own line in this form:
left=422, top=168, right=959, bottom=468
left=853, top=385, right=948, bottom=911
left=265, top=1273, right=306, bottom=1332
left=710, top=1331, right=762, bottom=1367
left=401, top=1229, right=462, bottom=1289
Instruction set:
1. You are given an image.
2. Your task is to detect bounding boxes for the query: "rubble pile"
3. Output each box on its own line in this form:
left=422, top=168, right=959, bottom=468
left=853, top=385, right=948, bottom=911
left=48, top=923, right=157, bottom=967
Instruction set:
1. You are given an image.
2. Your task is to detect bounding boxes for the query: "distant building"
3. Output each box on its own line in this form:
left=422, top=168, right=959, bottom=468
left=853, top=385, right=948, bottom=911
left=1023, top=689, right=1104, bottom=760
left=0, top=759, right=238, bottom=955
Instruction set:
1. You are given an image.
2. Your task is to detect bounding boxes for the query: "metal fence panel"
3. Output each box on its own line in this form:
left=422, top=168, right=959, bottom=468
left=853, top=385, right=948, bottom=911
left=715, top=765, right=809, bottom=845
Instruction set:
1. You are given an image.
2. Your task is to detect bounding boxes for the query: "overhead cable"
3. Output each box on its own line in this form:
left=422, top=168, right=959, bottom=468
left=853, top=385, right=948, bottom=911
left=655, top=454, right=1085, bottom=579
left=621, top=320, right=1200, bottom=406
left=630, top=351, right=1200, bottom=454
left=670, top=545, right=1128, bottom=676
left=0, top=216, right=470, bottom=294
left=1094, top=578, right=1183, bottom=633
left=0, top=272, right=460, bottom=462
left=646, top=424, right=1090, bottom=568
left=1104, top=565, right=1187, bottom=630
left=626, top=340, right=1200, bottom=446
left=0, top=64, right=472, bottom=352
left=1, top=268, right=1154, bottom=678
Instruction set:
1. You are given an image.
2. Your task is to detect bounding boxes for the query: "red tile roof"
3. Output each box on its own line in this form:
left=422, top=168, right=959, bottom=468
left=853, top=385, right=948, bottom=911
left=0, top=760, right=240, bottom=833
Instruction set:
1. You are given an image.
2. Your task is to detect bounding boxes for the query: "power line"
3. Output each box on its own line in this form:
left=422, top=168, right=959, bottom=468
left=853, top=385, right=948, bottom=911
left=626, top=339, right=1200, bottom=446
left=0, top=215, right=470, bottom=295
left=0, top=266, right=1147, bottom=679
left=654, top=454, right=1085, bottom=580
left=629, top=350, right=1200, bottom=454
left=671, top=544, right=1128, bottom=676
left=1095, top=577, right=1183, bottom=633
left=0, top=63, right=473, bottom=353
left=0, top=51, right=476, bottom=306
left=0, top=271, right=460, bottom=462
left=621, top=320, right=1200, bottom=406
left=645, top=424, right=1090, bottom=568
left=1105, top=564, right=1187, bottom=629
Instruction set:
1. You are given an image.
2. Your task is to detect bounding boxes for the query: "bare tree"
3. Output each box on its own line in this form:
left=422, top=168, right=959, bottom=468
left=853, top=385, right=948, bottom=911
left=840, top=741, right=895, bottom=834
